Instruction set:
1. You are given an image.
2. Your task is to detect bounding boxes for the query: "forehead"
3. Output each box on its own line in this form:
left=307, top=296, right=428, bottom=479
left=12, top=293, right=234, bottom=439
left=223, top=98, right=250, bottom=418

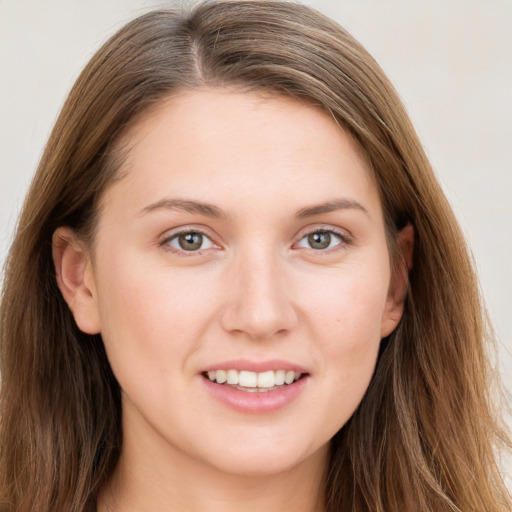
left=100, top=87, right=381, bottom=222
left=125, top=87, right=368, bottom=165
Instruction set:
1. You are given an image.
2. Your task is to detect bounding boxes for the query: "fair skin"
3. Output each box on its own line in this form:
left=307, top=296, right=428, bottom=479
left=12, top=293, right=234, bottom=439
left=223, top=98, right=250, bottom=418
left=53, top=88, right=412, bottom=512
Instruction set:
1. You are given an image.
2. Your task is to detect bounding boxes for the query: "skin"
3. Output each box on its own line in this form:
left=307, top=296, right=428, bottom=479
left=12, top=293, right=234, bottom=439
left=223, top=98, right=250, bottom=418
left=53, top=88, right=412, bottom=512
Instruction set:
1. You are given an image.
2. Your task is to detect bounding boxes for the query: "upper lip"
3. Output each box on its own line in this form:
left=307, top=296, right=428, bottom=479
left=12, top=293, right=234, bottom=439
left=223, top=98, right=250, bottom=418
left=201, top=358, right=309, bottom=374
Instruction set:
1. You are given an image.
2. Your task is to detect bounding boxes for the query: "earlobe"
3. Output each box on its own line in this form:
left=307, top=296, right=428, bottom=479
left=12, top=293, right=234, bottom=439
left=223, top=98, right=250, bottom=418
left=52, top=227, right=101, bottom=334
left=381, top=223, right=414, bottom=338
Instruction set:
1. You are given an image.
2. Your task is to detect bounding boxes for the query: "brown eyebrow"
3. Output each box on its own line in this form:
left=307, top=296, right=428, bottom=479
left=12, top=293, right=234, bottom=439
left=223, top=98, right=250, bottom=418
left=139, top=197, right=368, bottom=220
left=296, top=199, right=369, bottom=218
left=138, top=198, right=225, bottom=218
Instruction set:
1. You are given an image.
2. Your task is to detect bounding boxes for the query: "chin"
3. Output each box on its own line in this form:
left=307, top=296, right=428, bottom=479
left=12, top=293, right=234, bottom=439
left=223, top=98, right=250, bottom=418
left=195, top=431, right=330, bottom=479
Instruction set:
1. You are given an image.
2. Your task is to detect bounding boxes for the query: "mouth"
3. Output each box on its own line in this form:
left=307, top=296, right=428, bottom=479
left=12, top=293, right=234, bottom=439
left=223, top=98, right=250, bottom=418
left=202, top=369, right=306, bottom=392
left=200, top=363, right=310, bottom=413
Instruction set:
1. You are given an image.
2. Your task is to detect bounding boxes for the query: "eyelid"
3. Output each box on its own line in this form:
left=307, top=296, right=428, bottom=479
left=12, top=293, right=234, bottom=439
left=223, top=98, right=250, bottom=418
left=159, top=225, right=222, bottom=255
left=157, top=223, right=352, bottom=256
left=293, top=225, right=353, bottom=252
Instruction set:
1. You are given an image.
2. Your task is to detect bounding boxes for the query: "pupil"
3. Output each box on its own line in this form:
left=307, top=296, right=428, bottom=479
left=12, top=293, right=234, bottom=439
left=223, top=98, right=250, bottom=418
left=308, top=231, right=330, bottom=249
left=179, top=232, right=202, bottom=251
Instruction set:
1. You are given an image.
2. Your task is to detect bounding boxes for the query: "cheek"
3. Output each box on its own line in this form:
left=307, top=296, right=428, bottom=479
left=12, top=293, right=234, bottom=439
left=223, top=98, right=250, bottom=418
left=300, top=262, right=389, bottom=414
left=92, top=249, right=219, bottom=380
left=304, top=260, right=390, bottom=345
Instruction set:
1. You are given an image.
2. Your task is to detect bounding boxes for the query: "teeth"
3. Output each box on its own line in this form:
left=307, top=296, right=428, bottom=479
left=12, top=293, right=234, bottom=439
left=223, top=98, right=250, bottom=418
left=206, top=369, right=303, bottom=388
left=275, top=370, right=285, bottom=386
left=285, top=370, right=295, bottom=384
left=239, top=371, right=257, bottom=387
left=257, top=370, right=275, bottom=388
left=227, top=369, right=239, bottom=385
left=216, top=369, right=227, bottom=384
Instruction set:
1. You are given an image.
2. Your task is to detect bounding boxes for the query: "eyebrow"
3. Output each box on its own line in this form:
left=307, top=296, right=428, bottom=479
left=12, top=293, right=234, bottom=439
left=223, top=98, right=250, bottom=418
left=296, top=198, right=369, bottom=218
left=138, top=198, right=225, bottom=218
left=138, top=197, right=368, bottom=220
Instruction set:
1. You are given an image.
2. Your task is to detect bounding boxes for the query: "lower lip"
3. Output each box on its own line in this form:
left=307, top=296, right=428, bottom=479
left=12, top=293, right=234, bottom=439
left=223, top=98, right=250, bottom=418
left=201, top=375, right=309, bottom=414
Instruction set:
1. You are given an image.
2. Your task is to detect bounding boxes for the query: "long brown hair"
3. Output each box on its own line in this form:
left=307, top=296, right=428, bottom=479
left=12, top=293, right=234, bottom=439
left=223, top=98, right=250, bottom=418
left=1, top=2, right=510, bottom=510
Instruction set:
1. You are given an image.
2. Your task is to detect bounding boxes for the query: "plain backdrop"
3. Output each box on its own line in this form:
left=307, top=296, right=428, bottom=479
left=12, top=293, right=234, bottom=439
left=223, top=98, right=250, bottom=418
left=1, top=0, right=511, bottom=477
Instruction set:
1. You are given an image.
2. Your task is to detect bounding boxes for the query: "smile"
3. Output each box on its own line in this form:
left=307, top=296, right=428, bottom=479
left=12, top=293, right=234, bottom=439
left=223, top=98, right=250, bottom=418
left=200, top=359, right=310, bottom=413
left=204, top=369, right=303, bottom=391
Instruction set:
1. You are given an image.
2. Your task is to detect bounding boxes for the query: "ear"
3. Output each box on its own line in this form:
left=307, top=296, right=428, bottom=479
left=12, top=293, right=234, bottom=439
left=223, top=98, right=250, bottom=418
left=52, top=227, right=101, bottom=334
left=381, top=223, right=414, bottom=338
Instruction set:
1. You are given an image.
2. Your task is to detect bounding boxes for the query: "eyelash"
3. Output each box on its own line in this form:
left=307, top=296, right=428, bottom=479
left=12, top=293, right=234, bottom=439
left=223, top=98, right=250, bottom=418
left=159, top=227, right=352, bottom=256
left=160, top=228, right=216, bottom=256
left=295, top=227, right=353, bottom=253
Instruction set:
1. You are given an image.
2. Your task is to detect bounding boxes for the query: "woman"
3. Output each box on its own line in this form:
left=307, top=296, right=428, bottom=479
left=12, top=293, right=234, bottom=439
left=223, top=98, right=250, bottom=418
left=0, top=1, right=510, bottom=511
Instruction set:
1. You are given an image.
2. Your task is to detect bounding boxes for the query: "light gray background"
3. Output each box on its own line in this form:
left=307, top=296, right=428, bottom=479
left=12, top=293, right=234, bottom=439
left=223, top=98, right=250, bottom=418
left=1, top=0, right=511, bottom=477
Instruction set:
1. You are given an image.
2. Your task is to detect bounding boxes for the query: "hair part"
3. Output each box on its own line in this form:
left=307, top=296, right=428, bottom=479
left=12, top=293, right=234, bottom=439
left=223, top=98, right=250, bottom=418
left=1, top=2, right=510, bottom=511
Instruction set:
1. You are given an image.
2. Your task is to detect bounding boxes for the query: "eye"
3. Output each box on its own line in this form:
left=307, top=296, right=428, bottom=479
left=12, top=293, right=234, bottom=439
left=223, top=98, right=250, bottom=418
left=295, top=229, right=346, bottom=251
left=165, top=230, right=214, bottom=252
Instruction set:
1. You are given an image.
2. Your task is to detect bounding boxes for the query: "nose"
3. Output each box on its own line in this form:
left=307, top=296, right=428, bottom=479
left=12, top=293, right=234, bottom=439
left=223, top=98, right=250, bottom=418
left=220, top=248, right=298, bottom=341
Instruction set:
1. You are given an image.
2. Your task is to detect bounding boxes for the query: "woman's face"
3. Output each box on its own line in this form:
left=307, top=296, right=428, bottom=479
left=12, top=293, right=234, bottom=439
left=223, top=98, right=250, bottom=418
left=61, top=89, right=408, bottom=478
